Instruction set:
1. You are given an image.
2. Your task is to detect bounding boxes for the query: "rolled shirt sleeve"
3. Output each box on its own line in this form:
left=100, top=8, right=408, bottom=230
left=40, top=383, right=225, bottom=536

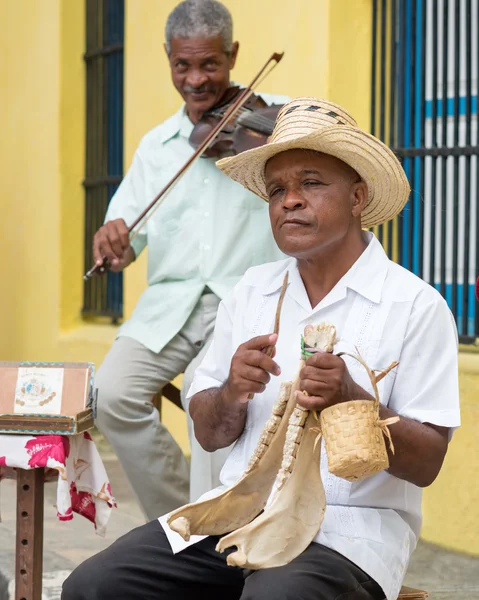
left=388, top=288, right=460, bottom=432
left=104, top=149, right=148, bottom=258
left=186, top=291, right=237, bottom=401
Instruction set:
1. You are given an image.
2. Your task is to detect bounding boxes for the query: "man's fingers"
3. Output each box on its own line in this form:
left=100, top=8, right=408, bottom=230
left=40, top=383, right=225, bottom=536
left=113, top=219, right=131, bottom=249
left=228, top=334, right=280, bottom=401
left=109, top=220, right=130, bottom=258
left=239, top=378, right=267, bottom=395
left=298, top=378, right=328, bottom=397
left=92, top=234, right=104, bottom=265
left=243, top=350, right=280, bottom=376
left=240, top=365, right=271, bottom=386
left=97, top=233, right=117, bottom=265
left=108, top=237, right=125, bottom=262
left=300, top=365, right=330, bottom=383
left=244, top=333, right=278, bottom=351
left=104, top=224, right=126, bottom=262
left=306, top=352, right=344, bottom=369
left=93, top=220, right=131, bottom=267
left=295, top=391, right=329, bottom=411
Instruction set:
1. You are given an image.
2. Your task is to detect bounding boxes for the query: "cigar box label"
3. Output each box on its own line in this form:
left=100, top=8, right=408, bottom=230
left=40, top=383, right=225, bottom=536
left=14, top=368, right=64, bottom=415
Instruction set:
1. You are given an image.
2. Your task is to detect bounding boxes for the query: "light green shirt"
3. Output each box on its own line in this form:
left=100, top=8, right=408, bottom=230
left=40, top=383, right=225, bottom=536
left=106, top=92, right=289, bottom=353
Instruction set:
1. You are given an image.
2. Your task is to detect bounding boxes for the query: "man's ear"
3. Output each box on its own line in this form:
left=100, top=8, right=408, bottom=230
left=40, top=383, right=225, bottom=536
left=351, top=181, right=369, bottom=218
left=229, top=41, right=239, bottom=69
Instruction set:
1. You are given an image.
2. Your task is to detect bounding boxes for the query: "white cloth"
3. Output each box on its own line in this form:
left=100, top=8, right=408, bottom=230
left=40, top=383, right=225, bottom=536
left=159, top=233, right=460, bottom=600
left=105, top=92, right=289, bottom=354
left=0, top=433, right=116, bottom=536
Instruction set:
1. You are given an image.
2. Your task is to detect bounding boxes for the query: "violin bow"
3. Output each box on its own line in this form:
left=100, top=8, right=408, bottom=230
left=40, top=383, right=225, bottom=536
left=84, top=51, right=284, bottom=280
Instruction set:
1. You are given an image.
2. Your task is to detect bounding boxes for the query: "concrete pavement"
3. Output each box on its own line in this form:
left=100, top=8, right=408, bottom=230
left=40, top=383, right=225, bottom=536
left=1, top=440, right=478, bottom=599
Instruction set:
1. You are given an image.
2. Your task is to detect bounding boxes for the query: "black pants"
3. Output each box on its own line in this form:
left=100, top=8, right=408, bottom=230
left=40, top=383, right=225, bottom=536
left=62, top=520, right=385, bottom=600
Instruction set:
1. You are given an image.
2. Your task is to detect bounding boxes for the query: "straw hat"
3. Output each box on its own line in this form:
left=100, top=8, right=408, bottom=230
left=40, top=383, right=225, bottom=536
left=216, top=97, right=410, bottom=228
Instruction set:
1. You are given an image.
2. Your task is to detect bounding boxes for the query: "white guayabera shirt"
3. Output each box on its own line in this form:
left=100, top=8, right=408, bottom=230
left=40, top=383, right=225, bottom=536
left=160, top=232, right=460, bottom=600
left=105, top=92, right=289, bottom=353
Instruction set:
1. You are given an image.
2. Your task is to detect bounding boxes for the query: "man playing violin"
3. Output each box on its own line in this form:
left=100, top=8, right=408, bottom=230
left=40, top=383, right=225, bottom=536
left=92, top=0, right=289, bottom=521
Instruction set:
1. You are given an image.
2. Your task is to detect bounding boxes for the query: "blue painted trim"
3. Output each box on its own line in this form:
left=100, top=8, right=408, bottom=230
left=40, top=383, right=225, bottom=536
left=425, top=95, right=478, bottom=118
left=396, top=1, right=478, bottom=337
left=412, top=0, right=422, bottom=276
left=402, top=0, right=412, bottom=271
left=106, top=0, right=124, bottom=317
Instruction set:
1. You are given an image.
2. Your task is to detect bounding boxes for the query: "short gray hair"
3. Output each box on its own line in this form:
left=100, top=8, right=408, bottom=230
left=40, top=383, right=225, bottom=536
left=165, top=0, right=233, bottom=55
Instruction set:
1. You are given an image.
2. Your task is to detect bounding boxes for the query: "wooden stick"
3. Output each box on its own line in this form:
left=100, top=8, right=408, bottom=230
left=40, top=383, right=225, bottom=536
left=247, top=271, right=289, bottom=400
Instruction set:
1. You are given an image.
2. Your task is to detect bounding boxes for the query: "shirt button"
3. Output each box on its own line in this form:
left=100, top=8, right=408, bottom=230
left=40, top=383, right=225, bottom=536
left=203, top=178, right=209, bottom=184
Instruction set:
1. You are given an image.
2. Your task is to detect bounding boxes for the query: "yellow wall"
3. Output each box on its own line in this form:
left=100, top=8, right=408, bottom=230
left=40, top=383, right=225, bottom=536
left=1, top=0, right=478, bottom=556
left=421, top=347, right=479, bottom=555
left=0, top=0, right=115, bottom=366
left=60, top=1, right=87, bottom=332
left=0, top=0, right=62, bottom=361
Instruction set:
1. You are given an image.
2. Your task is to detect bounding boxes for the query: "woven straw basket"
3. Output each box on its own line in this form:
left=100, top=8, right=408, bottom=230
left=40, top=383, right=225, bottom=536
left=320, top=352, right=399, bottom=482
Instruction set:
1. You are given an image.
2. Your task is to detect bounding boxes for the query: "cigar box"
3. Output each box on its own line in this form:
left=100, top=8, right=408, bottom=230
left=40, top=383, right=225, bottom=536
left=0, top=362, right=97, bottom=435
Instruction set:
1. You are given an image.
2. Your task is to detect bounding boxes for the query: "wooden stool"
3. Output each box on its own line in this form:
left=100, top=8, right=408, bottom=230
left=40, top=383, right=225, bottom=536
left=397, top=586, right=428, bottom=599
left=15, top=468, right=45, bottom=600
left=152, top=383, right=184, bottom=419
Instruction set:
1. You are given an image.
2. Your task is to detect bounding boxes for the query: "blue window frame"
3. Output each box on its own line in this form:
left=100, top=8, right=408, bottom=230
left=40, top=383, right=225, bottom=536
left=371, top=0, right=479, bottom=341
left=83, top=0, right=124, bottom=321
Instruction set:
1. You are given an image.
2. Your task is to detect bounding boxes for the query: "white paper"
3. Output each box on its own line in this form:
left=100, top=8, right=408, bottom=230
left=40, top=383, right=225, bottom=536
left=14, top=367, right=64, bottom=415
left=157, top=486, right=229, bottom=553
left=158, top=514, right=207, bottom=553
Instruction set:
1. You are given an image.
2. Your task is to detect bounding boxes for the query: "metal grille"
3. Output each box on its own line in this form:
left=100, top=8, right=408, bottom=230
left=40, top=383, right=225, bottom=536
left=371, top=0, right=478, bottom=342
left=83, top=0, right=124, bottom=321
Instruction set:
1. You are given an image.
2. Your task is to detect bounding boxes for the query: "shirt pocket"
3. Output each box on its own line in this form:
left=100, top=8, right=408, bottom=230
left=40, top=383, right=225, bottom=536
left=146, top=183, right=198, bottom=241
left=321, top=505, right=384, bottom=544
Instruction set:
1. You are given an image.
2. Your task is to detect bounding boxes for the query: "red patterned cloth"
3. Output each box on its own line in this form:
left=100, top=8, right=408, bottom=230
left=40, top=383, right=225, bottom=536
left=0, top=432, right=116, bottom=536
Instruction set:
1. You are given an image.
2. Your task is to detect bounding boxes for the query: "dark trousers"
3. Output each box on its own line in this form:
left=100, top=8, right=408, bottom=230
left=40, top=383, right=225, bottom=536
left=62, top=520, right=385, bottom=600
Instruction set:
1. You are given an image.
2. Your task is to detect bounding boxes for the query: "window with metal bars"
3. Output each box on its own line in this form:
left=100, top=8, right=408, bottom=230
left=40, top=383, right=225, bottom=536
left=371, top=0, right=479, bottom=343
left=82, top=0, right=124, bottom=322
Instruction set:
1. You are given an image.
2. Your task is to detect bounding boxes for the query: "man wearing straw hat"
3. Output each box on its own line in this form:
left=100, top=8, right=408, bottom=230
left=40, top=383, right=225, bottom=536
left=63, top=98, right=460, bottom=600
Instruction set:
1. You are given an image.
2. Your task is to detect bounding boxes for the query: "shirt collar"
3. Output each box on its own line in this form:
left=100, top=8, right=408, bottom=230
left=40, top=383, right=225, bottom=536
left=158, top=81, right=241, bottom=145
left=340, top=232, right=390, bottom=304
left=157, top=105, right=193, bottom=144
left=262, top=233, right=390, bottom=308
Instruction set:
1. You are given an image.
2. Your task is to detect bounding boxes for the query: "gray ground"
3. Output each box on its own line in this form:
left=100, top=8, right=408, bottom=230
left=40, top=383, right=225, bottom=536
left=1, top=442, right=478, bottom=599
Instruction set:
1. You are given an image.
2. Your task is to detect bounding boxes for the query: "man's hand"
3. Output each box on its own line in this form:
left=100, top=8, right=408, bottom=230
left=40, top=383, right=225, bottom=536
left=92, top=219, right=134, bottom=272
left=295, top=352, right=373, bottom=411
left=223, top=333, right=281, bottom=404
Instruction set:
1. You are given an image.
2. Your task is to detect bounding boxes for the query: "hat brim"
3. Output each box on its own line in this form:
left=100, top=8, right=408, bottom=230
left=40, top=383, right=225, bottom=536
left=216, top=126, right=410, bottom=228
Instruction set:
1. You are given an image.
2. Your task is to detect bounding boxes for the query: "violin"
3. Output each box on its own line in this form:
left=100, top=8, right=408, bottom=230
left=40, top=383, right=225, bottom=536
left=84, top=52, right=284, bottom=280
left=189, top=86, right=283, bottom=157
